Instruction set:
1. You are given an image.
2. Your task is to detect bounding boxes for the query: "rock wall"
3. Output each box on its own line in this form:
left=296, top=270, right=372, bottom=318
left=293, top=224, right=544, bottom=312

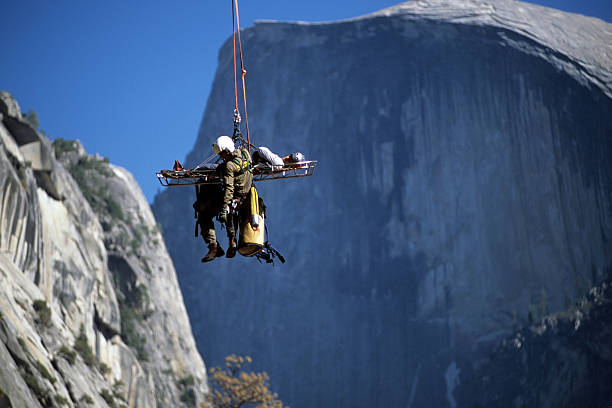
left=153, top=1, right=612, bottom=407
left=456, top=267, right=612, bottom=407
left=0, top=91, right=207, bottom=408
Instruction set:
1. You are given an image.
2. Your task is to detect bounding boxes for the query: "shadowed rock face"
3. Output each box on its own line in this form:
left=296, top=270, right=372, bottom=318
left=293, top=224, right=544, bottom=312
left=456, top=269, right=612, bottom=407
left=153, top=1, right=612, bottom=407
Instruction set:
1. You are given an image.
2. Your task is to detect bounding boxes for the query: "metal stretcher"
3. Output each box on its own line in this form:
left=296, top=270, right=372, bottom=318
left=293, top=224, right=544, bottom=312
left=156, top=160, right=318, bottom=187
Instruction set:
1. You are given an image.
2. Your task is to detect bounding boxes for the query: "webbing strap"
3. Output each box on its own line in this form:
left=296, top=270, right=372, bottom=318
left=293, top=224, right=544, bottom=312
left=231, top=149, right=251, bottom=174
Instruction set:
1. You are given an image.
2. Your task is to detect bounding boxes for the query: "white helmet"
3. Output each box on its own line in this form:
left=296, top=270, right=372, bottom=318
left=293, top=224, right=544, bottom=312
left=212, top=135, right=235, bottom=154
left=290, top=152, right=305, bottom=162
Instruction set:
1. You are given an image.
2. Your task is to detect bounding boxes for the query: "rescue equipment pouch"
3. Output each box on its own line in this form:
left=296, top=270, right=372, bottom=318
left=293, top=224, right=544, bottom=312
left=238, top=186, right=265, bottom=256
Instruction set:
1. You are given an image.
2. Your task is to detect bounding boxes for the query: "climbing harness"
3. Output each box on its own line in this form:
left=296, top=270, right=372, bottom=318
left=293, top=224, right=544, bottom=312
left=231, top=148, right=251, bottom=175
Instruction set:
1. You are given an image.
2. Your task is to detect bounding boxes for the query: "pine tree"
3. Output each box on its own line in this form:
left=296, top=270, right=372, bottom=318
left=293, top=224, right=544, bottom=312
left=205, top=355, right=288, bottom=408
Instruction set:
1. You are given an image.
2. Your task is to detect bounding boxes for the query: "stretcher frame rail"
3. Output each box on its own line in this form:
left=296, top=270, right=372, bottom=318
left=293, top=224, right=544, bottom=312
left=156, top=160, right=318, bottom=187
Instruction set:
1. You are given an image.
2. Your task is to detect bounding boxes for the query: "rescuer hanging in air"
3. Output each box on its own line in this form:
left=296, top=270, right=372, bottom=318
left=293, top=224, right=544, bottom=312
left=195, top=135, right=252, bottom=262
left=155, top=0, right=316, bottom=265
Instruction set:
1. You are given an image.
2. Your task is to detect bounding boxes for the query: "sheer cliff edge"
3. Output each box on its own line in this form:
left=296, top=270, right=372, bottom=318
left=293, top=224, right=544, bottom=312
left=0, top=91, right=207, bottom=408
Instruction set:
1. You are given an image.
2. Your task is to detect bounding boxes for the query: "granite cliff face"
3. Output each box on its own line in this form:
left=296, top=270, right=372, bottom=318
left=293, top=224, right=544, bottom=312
left=153, top=0, right=612, bottom=407
left=0, top=91, right=207, bottom=408
left=456, top=268, right=612, bottom=407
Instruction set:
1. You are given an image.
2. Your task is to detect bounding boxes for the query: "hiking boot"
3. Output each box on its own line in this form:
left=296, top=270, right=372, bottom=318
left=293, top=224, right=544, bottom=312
left=215, top=243, right=225, bottom=258
left=226, top=238, right=237, bottom=258
left=201, top=242, right=224, bottom=263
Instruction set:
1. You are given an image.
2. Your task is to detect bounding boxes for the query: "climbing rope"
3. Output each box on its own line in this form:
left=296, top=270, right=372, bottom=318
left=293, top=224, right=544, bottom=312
left=195, top=0, right=253, bottom=170
left=231, top=0, right=251, bottom=155
left=232, top=0, right=238, bottom=114
left=193, top=152, right=218, bottom=169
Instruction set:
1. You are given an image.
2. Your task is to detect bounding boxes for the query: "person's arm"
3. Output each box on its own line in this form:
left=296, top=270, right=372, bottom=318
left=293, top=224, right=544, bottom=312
left=222, top=162, right=236, bottom=209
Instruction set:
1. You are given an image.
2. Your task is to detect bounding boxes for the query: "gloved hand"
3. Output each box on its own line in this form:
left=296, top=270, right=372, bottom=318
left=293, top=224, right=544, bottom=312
left=217, top=210, right=228, bottom=224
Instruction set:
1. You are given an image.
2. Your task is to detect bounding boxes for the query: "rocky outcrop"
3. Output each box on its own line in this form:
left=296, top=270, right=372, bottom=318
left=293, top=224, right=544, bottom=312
left=368, top=0, right=612, bottom=99
left=152, top=0, right=611, bottom=407
left=0, top=91, right=207, bottom=407
left=456, top=268, right=612, bottom=407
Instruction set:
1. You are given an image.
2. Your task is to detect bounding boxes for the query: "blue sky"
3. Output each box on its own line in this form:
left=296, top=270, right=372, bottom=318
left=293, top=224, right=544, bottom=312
left=1, top=0, right=610, bottom=202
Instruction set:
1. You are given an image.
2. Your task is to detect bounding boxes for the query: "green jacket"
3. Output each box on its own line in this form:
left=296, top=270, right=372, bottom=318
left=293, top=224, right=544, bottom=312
left=220, top=147, right=253, bottom=209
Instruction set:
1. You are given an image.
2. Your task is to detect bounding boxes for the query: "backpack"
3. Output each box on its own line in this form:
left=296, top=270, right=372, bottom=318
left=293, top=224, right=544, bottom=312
left=238, top=186, right=265, bottom=256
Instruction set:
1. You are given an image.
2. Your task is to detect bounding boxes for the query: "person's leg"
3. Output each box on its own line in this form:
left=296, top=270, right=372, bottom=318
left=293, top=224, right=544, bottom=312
left=225, top=209, right=238, bottom=258
left=201, top=214, right=216, bottom=245
left=200, top=208, right=224, bottom=262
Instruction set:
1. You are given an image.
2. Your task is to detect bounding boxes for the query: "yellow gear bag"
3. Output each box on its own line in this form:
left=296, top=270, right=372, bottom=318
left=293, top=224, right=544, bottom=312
left=238, top=186, right=265, bottom=257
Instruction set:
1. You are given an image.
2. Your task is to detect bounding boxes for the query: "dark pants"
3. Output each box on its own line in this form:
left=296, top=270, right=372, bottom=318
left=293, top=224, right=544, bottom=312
left=193, top=184, right=223, bottom=245
left=224, top=196, right=248, bottom=243
left=194, top=185, right=246, bottom=245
